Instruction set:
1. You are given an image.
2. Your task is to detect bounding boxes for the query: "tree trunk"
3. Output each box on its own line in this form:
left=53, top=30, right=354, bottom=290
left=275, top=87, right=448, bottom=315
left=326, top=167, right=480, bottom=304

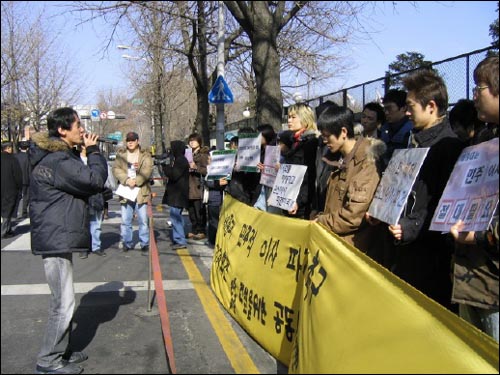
left=252, top=34, right=283, bottom=130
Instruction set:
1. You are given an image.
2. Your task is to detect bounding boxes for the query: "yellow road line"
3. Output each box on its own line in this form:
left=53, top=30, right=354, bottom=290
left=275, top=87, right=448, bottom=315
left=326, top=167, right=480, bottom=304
left=177, top=248, right=260, bottom=374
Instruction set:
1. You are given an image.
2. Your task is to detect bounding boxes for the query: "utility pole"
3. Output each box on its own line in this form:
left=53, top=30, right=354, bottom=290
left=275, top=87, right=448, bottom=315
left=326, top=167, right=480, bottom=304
left=215, top=1, right=225, bottom=150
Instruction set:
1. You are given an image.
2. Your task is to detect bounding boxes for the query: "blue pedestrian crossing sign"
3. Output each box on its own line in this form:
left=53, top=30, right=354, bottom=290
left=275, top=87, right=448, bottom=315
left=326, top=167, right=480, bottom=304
left=208, top=75, right=234, bottom=104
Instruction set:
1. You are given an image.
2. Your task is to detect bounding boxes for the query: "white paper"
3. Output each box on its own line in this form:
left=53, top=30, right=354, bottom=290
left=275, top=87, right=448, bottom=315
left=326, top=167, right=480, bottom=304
left=115, top=184, right=140, bottom=202
left=268, top=164, right=307, bottom=211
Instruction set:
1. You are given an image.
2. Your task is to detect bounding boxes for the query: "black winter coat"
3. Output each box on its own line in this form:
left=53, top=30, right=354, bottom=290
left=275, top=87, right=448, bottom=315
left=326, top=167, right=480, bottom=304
left=29, top=133, right=108, bottom=255
left=282, top=130, right=318, bottom=219
left=389, top=120, right=465, bottom=309
left=162, top=140, right=189, bottom=209
left=1, top=152, right=23, bottom=217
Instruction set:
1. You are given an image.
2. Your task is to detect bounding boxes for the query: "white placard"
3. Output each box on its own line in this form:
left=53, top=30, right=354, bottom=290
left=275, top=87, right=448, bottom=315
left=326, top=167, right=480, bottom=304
left=260, top=145, right=281, bottom=187
left=206, top=150, right=237, bottom=180
left=367, top=148, right=429, bottom=225
left=268, top=164, right=307, bottom=211
left=430, top=137, right=499, bottom=232
left=237, top=133, right=261, bottom=172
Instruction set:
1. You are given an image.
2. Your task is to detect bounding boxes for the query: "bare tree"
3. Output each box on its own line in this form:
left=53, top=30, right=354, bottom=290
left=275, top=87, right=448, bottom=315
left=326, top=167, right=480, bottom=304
left=1, top=1, right=84, bottom=144
left=223, top=1, right=372, bottom=129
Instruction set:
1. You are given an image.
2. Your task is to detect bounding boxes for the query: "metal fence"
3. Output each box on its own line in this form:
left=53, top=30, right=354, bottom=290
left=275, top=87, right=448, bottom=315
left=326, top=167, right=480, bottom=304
left=221, top=46, right=496, bottom=135
left=299, top=46, right=496, bottom=114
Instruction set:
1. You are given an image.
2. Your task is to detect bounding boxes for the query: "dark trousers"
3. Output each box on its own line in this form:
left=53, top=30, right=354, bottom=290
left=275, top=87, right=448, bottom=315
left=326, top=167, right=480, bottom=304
left=207, top=205, right=221, bottom=245
left=188, top=199, right=206, bottom=234
left=13, top=185, right=29, bottom=217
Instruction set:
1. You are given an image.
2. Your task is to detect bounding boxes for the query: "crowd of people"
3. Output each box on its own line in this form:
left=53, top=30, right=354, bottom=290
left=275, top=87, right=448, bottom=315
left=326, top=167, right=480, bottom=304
left=0, top=55, right=497, bottom=374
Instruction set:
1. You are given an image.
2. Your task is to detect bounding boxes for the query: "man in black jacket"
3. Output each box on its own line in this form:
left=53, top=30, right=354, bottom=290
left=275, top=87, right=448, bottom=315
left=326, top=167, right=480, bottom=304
left=1, top=141, right=22, bottom=237
left=162, top=140, right=189, bottom=250
left=29, top=107, right=107, bottom=374
left=385, top=70, right=464, bottom=311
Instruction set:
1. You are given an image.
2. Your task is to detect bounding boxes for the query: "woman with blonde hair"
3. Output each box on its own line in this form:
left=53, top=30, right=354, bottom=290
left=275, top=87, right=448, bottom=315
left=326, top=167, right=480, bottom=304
left=282, top=102, right=319, bottom=219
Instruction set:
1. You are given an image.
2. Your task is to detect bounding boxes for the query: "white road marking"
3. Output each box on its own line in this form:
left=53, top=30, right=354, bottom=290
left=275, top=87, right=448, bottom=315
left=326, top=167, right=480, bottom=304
left=1, top=279, right=193, bottom=296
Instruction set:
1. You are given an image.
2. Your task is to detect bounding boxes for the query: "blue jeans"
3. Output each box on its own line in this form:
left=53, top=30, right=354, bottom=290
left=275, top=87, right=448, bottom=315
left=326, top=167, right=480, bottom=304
left=459, top=304, right=499, bottom=343
left=37, top=254, right=75, bottom=368
left=120, top=202, right=149, bottom=248
left=89, top=209, right=103, bottom=252
left=170, top=207, right=187, bottom=245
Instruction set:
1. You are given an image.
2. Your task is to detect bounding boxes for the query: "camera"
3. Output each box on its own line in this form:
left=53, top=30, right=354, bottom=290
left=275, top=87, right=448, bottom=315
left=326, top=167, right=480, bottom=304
left=153, top=148, right=172, bottom=166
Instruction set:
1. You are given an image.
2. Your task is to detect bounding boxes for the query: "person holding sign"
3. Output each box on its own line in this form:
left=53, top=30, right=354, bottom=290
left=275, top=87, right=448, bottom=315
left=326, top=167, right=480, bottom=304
left=283, top=103, right=319, bottom=219
left=314, top=106, right=386, bottom=255
left=187, top=133, right=209, bottom=240
left=226, top=129, right=262, bottom=207
left=381, top=69, right=464, bottom=311
left=449, top=55, right=499, bottom=342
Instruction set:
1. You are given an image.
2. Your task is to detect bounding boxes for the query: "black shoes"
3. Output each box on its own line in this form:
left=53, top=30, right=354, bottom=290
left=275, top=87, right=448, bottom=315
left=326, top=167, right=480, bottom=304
left=78, top=252, right=88, bottom=259
left=93, top=250, right=106, bottom=257
left=141, top=245, right=149, bottom=256
left=171, top=243, right=187, bottom=250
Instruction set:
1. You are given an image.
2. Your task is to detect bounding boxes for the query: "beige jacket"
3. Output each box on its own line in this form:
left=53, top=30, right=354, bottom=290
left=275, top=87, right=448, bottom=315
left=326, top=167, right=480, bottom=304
left=112, top=147, right=153, bottom=204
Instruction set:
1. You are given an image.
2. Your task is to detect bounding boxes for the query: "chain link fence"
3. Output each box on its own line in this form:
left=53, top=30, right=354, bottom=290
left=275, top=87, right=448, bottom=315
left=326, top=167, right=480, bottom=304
left=223, top=46, right=495, bottom=134
left=298, top=46, right=496, bottom=115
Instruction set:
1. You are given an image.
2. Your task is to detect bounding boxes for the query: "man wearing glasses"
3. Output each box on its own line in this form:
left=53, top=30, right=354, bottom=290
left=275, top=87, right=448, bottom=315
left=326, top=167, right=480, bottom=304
left=379, top=89, right=414, bottom=168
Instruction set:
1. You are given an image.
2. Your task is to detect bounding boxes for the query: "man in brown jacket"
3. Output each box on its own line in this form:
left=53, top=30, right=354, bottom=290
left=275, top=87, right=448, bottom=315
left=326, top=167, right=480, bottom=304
left=314, top=106, right=386, bottom=256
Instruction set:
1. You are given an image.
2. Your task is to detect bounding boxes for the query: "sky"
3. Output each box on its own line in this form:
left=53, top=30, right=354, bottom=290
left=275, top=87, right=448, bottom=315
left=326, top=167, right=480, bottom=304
left=29, top=1, right=498, bottom=105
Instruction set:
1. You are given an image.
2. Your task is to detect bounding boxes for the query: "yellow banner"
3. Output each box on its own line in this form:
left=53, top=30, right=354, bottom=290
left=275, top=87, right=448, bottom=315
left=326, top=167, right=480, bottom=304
left=211, top=195, right=310, bottom=364
left=211, top=195, right=499, bottom=373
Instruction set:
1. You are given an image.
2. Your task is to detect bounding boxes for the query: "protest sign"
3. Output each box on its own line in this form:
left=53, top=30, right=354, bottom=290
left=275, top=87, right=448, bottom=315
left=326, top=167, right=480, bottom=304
left=260, top=145, right=281, bottom=187
left=430, top=137, right=499, bottom=232
left=268, top=164, right=307, bottom=211
left=367, top=148, right=429, bottom=225
left=185, top=148, right=193, bottom=164
left=212, top=196, right=499, bottom=373
left=206, top=150, right=236, bottom=180
left=237, top=133, right=261, bottom=172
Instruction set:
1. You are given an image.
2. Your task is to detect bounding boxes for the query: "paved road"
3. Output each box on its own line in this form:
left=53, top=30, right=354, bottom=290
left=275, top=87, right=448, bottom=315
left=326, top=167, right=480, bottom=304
left=1, top=186, right=285, bottom=374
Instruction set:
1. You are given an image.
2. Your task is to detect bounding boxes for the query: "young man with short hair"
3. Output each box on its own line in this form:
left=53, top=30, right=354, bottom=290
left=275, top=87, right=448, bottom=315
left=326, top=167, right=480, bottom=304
left=379, top=89, right=414, bottom=167
left=30, top=107, right=107, bottom=374
left=384, top=69, right=464, bottom=311
left=112, top=131, right=153, bottom=255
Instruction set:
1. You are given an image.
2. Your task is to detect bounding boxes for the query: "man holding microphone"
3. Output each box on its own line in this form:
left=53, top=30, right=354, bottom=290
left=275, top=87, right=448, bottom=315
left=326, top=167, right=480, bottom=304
left=29, top=107, right=108, bottom=374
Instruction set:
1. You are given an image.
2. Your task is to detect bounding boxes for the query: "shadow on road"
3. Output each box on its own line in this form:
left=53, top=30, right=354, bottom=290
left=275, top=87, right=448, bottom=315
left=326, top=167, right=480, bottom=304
left=71, top=281, right=136, bottom=352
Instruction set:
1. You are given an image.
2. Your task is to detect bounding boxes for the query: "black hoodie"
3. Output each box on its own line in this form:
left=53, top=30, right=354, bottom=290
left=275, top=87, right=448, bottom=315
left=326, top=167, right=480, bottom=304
left=162, top=140, right=189, bottom=209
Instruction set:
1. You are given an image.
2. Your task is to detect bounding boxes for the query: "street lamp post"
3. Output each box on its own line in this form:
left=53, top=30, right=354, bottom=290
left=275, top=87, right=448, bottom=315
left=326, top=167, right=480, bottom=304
left=119, top=45, right=165, bottom=156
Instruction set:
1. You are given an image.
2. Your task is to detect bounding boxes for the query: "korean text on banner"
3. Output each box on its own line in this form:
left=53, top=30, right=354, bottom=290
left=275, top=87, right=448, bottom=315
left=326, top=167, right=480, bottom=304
left=211, top=195, right=499, bottom=373
left=211, top=195, right=310, bottom=365
left=289, top=222, right=499, bottom=374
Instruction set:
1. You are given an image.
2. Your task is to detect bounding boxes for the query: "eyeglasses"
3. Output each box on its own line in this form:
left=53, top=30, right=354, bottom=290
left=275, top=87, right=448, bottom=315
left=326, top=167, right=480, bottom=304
left=473, top=85, right=489, bottom=95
